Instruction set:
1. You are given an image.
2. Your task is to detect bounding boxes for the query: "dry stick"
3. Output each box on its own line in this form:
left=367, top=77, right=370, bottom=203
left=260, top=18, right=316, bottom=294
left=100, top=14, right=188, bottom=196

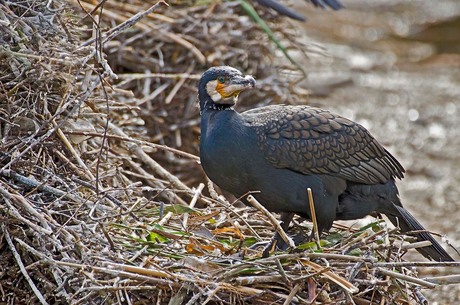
left=55, top=261, right=176, bottom=287
left=307, top=252, right=377, bottom=263
left=372, top=261, right=460, bottom=268
left=202, top=285, right=220, bottom=305
left=0, top=170, right=90, bottom=208
left=400, top=240, right=432, bottom=250
left=62, top=131, right=200, bottom=160
left=165, top=63, right=195, bottom=104
left=293, top=265, right=332, bottom=282
left=0, top=182, right=51, bottom=231
left=53, top=149, right=91, bottom=181
left=106, top=262, right=292, bottom=300
left=185, top=289, right=206, bottom=305
left=15, top=240, right=70, bottom=301
left=247, top=195, right=295, bottom=248
left=116, top=72, right=201, bottom=81
left=54, top=121, right=102, bottom=190
left=81, top=286, right=161, bottom=291
left=340, top=231, right=370, bottom=252
left=2, top=224, right=50, bottom=305
left=206, top=179, right=262, bottom=240
left=0, top=58, right=104, bottom=173
left=283, top=283, right=302, bottom=305
left=275, top=258, right=291, bottom=284
left=0, top=188, right=53, bottom=236
left=129, top=245, right=149, bottom=263
left=376, top=268, right=437, bottom=288
left=5, top=50, right=74, bottom=64
left=77, top=0, right=168, bottom=74
left=101, top=119, right=196, bottom=225
left=414, top=287, right=428, bottom=305
left=77, top=0, right=206, bottom=64
left=100, top=119, right=194, bottom=198
left=232, top=275, right=284, bottom=285
left=307, top=188, right=321, bottom=248
left=183, top=183, right=205, bottom=229
left=158, top=211, right=174, bottom=226
left=126, top=160, right=188, bottom=206
left=423, top=275, right=460, bottom=285
left=302, top=260, right=359, bottom=294
left=106, top=1, right=167, bottom=45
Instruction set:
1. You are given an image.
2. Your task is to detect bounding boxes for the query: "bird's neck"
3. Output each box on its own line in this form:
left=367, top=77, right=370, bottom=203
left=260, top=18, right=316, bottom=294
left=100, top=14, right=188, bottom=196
left=198, top=93, right=236, bottom=113
left=200, top=101, right=235, bottom=115
left=200, top=102, right=240, bottom=136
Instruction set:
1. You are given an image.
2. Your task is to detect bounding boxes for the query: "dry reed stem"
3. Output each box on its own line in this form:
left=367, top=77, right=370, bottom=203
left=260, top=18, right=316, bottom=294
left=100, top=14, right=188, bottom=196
left=247, top=194, right=295, bottom=248
left=307, top=187, right=321, bottom=248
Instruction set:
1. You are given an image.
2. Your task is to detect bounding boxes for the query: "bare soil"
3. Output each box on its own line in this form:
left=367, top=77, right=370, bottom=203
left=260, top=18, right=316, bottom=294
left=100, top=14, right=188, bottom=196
left=289, top=0, right=460, bottom=302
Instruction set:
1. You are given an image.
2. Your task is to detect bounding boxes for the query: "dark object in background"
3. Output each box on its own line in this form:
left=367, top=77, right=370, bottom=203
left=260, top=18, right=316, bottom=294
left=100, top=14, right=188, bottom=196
left=255, top=0, right=343, bottom=21
left=198, top=66, right=454, bottom=262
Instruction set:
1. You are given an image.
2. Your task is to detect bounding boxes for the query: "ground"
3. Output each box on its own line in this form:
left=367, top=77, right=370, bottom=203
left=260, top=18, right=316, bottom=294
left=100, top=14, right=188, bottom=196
left=288, top=0, right=460, bottom=302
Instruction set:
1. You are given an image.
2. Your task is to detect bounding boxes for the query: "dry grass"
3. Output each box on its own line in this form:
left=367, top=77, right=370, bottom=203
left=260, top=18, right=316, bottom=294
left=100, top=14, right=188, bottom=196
left=0, top=0, right=458, bottom=304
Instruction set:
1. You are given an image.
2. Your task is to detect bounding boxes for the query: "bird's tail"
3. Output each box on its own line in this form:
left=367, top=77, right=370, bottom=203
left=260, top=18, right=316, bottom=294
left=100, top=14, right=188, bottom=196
left=387, top=205, right=454, bottom=262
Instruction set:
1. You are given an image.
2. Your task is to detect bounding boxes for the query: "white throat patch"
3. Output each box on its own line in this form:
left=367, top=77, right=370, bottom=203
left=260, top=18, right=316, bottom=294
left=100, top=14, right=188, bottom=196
left=205, top=79, right=237, bottom=105
left=206, top=80, right=222, bottom=102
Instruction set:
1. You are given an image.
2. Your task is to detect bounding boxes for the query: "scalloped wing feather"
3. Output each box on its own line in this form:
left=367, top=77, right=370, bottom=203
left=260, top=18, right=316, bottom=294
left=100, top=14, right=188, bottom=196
left=242, top=105, right=404, bottom=184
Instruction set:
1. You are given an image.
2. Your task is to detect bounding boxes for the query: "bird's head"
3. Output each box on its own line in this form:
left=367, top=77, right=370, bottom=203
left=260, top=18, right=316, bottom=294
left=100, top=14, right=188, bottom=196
left=198, top=66, right=256, bottom=111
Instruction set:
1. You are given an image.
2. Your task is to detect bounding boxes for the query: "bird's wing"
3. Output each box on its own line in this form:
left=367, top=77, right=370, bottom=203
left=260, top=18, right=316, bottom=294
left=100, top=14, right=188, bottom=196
left=243, top=105, right=405, bottom=184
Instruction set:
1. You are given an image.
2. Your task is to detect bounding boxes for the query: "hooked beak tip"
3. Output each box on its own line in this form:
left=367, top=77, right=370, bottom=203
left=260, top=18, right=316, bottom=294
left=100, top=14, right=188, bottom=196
left=245, top=75, right=256, bottom=88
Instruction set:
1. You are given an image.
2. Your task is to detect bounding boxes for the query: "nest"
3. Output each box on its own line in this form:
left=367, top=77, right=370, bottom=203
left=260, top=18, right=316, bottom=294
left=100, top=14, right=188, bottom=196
left=0, top=0, right=458, bottom=304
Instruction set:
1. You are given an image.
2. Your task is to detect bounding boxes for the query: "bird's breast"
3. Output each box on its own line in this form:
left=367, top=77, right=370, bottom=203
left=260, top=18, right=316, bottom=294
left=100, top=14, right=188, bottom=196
left=200, top=111, right=261, bottom=196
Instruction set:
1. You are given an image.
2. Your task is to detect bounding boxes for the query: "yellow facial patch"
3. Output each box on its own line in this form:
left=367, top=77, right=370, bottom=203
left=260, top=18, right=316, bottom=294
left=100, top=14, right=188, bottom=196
left=216, top=82, right=242, bottom=99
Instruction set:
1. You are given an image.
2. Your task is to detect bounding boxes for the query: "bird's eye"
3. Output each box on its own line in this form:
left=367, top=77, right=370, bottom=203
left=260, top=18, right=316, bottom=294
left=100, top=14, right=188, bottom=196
left=217, top=76, right=225, bottom=84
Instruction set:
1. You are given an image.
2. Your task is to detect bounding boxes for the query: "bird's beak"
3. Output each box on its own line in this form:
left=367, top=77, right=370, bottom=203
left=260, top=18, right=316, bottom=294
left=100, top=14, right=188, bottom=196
left=217, top=75, right=256, bottom=99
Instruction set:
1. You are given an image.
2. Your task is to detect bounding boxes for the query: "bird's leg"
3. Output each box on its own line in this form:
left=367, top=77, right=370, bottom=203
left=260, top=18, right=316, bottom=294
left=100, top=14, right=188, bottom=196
left=262, top=212, right=295, bottom=257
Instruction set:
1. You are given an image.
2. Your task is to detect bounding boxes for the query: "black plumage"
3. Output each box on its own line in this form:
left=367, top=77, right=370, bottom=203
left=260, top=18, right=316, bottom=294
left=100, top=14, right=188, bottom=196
left=255, top=0, right=343, bottom=21
left=198, top=66, right=454, bottom=262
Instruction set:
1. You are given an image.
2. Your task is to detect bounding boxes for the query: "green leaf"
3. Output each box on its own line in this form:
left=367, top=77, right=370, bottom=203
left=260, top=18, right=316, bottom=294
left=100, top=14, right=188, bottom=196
left=163, top=204, right=198, bottom=215
left=146, top=232, right=169, bottom=243
left=242, top=237, right=258, bottom=247
left=347, top=248, right=362, bottom=256
left=358, top=219, right=385, bottom=232
left=297, top=239, right=329, bottom=250
left=325, top=232, right=344, bottom=244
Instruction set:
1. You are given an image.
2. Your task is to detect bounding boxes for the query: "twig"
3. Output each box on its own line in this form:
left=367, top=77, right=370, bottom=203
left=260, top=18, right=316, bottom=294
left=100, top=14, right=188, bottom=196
left=414, top=287, right=428, bottom=305
left=308, top=252, right=377, bottom=262
left=53, top=119, right=102, bottom=192
left=100, top=118, right=195, bottom=198
left=400, top=240, right=432, bottom=250
left=183, top=183, right=205, bottom=228
left=423, top=274, right=460, bottom=285
left=371, top=261, right=460, bottom=268
left=206, top=180, right=262, bottom=240
left=307, top=188, right=321, bottom=248
left=376, top=268, right=437, bottom=288
left=79, top=1, right=168, bottom=46
left=0, top=186, right=53, bottom=235
left=301, top=260, right=359, bottom=294
left=283, top=283, right=302, bottom=305
left=2, top=224, right=50, bottom=305
left=0, top=169, right=92, bottom=208
left=165, top=64, right=195, bottom=104
left=247, top=195, right=295, bottom=248
left=275, top=258, right=291, bottom=284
